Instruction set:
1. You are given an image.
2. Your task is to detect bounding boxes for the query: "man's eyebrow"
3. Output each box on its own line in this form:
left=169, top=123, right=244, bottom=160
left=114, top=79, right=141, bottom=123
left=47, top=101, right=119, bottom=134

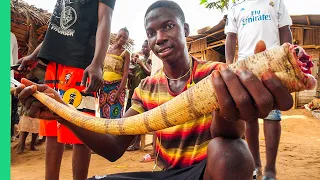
left=146, top=20, right=174, bottom=31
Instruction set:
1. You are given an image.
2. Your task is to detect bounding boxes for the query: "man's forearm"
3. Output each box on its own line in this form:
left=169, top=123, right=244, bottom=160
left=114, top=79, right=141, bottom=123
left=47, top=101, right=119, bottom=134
left=91, top=3, right=113, bottom=67
left=225, top=33, right=237, bottom=64
left=139, top=63, right=151, bottom=75
left=118, top=55, right=130, bottom=93
left=279, top=25, right=293, bottom=45
left=58, top=118, right=135, bottom=161
left=210, top=112, right=245, bottom=139
left=118, top=73, right=128, bottom=93
left=30, top=42, right=43, bottom=59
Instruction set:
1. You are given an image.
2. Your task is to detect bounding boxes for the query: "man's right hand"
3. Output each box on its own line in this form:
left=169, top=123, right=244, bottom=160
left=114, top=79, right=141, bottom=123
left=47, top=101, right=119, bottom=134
left=213, top=41, right=293, bottom=122
left=17, top=55, right=38, bottom=73
left=15, top=78, right=65, bottom=120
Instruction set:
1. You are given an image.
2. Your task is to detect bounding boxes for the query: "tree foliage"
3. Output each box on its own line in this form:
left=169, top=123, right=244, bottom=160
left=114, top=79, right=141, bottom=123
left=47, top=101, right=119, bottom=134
left=199, top=0, right=237, bottom=11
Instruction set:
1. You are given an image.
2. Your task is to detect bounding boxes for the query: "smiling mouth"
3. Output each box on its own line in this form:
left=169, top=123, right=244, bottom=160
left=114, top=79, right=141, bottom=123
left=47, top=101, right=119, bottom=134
left=158, top=46, right=173, bottom=55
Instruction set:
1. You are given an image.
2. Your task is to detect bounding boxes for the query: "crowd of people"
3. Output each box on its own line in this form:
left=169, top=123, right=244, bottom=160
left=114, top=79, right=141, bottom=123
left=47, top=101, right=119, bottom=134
left=11, top=0, right=295, bottom=180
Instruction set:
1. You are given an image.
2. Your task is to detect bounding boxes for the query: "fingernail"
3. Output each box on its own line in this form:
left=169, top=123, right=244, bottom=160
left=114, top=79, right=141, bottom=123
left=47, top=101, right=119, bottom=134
left=235, top=68, right=246, bottom=76
left=31, top=85, right=37, bottom=91
left=46, top=93, right=54, bottom=97
left=213, top=71, right=220, bottom=77
left=262, top=70, right=274, bottom=80
left=219, top=64, right=229, bottom=71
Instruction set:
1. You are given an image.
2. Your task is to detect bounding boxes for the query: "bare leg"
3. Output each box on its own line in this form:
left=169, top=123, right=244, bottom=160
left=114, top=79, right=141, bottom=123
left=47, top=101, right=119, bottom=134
left=72, top=144, right=91, bottom=180
left=30, top=133, right=38, bottom=151
left=16, top=132, right=28, bottom=154
left=203, top=138, right=254, bottom=180
left=45, top=136, right=64, bottom=180
left=245, top=119, right=262, bottom=169
left=263, top=120, right=281, bottom=178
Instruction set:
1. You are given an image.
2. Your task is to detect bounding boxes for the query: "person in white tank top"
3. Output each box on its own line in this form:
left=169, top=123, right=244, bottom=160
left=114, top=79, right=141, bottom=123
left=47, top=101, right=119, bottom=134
left=225, top=0, right=292, bottom=180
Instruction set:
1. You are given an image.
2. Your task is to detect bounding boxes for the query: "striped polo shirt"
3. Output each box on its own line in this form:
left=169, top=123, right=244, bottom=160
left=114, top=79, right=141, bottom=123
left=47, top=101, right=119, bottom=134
left=131, top=57, right=220, bottom=169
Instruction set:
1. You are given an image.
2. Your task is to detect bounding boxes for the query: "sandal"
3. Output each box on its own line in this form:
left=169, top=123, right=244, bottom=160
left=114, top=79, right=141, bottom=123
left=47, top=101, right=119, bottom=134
left=253, top=167, right=262, bottom=180
left=140, top=154, right=154, bottom=162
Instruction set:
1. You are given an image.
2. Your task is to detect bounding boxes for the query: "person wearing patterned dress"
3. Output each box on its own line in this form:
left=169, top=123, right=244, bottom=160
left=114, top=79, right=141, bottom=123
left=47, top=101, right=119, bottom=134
left=100, top=28, right=130, bottom=119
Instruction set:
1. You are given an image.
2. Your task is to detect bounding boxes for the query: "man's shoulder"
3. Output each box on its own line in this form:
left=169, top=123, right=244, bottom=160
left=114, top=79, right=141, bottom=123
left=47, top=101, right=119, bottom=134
left=194, top=58, right=219, bottom=71
left=138, top=72, right=163, bottom=91
left=192, top=57, right=221, bottom=81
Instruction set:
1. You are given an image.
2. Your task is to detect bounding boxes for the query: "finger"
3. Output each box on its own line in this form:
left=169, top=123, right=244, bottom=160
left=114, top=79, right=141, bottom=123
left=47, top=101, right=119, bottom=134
left=16, top=58, right=22, bottom=65
left=18, top=59, right=28, bottom=71
left=91, top=77, right=101, bottom=93
left=85, top=76, right=98, bottom=93
left=212, top=70, right=238, bottom=121
left=21, top=78, right=36, bottom=86
left=236, top=69, right=274, bottom=118
left=98, top=81, right=104, bottom=92
left=81, top=71, right=89, bottom=87
left=84, top=81, right=94, bottom=93
left=27, top=101, right=46, bottom=118
left=261, top=71, right=293, bottom=111
left=24, top=97, right=39, bottom=111
left=21, top=78, right=49, bottom=92
left=254, top=40, right=266, bottom=54
left=98, top=79, right=104, bottom=92
left=219, top=64, right=256, bottom=121
left=18, top=85, right=37, bottom=105
left=99, top=80, right=104, bottom=91
left=14, top=84, right=26, bottom=98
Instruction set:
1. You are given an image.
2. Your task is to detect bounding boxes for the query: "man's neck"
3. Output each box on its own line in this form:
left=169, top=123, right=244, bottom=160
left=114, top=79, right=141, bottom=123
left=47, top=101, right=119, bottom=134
left=163, top=52, right=191, bottom=80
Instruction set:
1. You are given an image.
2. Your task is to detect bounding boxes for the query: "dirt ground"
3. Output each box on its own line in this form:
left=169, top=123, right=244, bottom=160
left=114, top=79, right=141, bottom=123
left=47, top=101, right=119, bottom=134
left=11, top=109, right=320, bottom=180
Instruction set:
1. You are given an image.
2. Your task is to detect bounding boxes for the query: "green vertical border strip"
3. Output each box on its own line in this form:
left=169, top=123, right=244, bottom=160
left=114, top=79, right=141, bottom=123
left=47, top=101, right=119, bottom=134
left=1, top=0, right=11, bottom=179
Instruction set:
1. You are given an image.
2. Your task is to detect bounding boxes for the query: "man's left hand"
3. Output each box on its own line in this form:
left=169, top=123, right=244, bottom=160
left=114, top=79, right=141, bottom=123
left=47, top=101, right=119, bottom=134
left=81, top=62, right=104, bottom=93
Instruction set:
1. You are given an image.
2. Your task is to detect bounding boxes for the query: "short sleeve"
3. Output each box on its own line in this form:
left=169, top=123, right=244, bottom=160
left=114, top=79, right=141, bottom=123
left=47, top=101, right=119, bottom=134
left=131, top=84, right=147, bottom=114
left=224, top=8, right=238, bottom=34
left=277, top=0, right=292, bottom=28
left=194, top=59, right=221, bottom=81
left=201, top=61, right=221, bottom=76
left=99, top=0, right=116, bottom=10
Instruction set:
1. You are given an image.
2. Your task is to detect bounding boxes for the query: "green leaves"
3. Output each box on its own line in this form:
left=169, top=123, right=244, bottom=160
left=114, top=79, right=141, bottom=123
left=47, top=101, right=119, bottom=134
left=199, top=0, right=238, bottom=11
left=200, top=0, right=207, bottom=5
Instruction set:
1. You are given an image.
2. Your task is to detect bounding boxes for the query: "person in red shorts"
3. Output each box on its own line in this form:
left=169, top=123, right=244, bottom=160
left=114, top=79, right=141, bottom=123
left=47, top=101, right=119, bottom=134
left=17, top=0, right=116, bottom=179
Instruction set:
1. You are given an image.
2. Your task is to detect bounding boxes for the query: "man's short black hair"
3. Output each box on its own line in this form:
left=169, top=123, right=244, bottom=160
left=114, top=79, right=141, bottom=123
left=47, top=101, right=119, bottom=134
left=145, top=0, right=185, bottom=24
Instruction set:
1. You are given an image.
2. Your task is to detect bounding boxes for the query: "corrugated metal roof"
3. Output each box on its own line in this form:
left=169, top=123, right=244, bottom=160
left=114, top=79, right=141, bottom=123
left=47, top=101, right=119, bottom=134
left=291, top=15, right=320, bottom=26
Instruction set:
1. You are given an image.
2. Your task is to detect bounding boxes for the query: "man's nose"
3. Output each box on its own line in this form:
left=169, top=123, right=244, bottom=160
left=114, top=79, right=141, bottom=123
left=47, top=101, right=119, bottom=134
left=156, top=31, right=168, bottom=45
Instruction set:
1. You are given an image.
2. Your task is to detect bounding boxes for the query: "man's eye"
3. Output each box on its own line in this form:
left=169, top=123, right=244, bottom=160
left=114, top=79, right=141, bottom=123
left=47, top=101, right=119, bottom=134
left=147, top=32, right=155, bottom=37
left=165, top=24, right=174, bottom=30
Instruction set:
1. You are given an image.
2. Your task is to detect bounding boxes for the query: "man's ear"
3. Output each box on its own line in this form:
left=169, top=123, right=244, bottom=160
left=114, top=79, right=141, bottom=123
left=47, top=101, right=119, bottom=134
left=184, top=23, right=190, bottom=37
